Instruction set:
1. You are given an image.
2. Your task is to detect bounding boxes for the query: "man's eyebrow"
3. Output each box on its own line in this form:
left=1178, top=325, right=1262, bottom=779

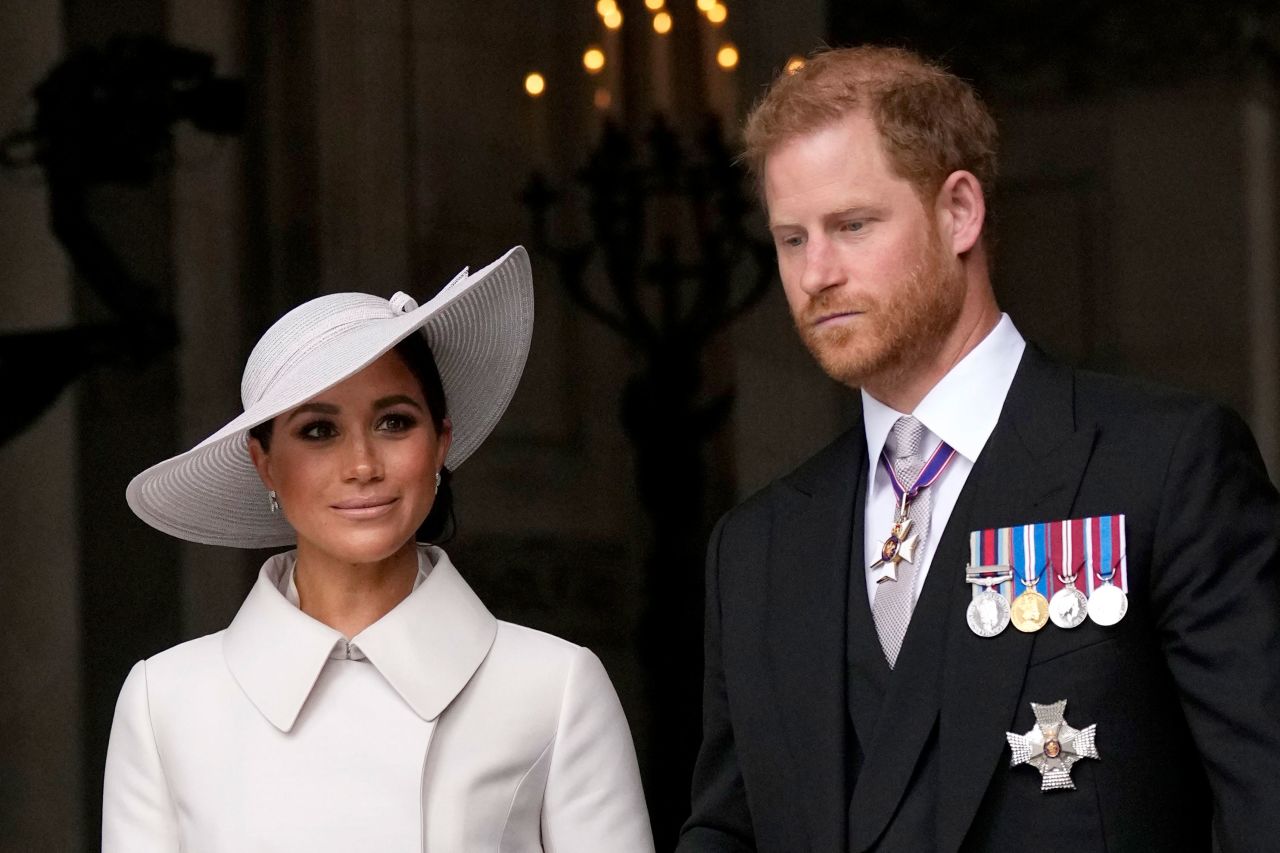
left=284, top=402, right=339, bottom=423
left=824, top=205, right=879, bottom=219
left=768, top=205, right=880, bottom=230
left=372, top=394, right=424, bottom=412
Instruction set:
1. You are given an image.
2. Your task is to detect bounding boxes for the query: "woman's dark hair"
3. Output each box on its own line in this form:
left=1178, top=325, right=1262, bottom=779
left=248, top=332, right=456, bottom=542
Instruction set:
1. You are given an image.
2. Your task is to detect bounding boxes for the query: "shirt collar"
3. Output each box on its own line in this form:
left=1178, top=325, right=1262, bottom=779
left=222, top=545, right=498, bottom=732
left=862, top=314, right=1026, bottom=465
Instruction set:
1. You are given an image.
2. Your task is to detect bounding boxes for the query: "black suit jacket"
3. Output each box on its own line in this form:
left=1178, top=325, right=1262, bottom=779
left=677, top=347, right=1280, bottom=853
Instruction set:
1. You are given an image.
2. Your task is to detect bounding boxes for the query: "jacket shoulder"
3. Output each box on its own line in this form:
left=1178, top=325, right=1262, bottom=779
left=716, top=425, right=862, bottom=533
left=1072, top=367, right=1223, bottom=420
left=141, top=632, right=226, bottom=681
left=491, top=621, right=583, bottom=673
left=131, top=632, right=230, bottom=711
left=1068, top=367, right=1257, bottom=457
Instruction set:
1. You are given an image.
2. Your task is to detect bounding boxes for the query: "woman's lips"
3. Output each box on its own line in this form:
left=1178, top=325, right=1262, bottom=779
left=331, top=497, right=397, bottom=520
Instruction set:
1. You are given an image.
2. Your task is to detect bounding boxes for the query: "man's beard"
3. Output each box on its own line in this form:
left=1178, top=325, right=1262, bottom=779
left=792, top=234, right=965, bottom=391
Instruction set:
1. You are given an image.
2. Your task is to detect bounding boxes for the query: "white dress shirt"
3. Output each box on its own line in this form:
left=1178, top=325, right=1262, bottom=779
left=861, top=314, right=1026, bottom=608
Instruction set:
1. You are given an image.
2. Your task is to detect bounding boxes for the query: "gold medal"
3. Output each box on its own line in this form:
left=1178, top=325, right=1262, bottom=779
left=1011, top=589, right=1049, bottom=632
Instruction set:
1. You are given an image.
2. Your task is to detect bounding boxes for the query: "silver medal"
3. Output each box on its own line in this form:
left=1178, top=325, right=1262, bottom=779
left=1049, top=586, right=1088, bottom=629
left=967, top=588, right=1011, bottom=637
left=1087, top=582, right=1127, bottom=626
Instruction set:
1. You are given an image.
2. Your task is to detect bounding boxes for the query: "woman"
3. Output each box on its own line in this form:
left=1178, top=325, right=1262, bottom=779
left=104, top=246, right=654, bottom=852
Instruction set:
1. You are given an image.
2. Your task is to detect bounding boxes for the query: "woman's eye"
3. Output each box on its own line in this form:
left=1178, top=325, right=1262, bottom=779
left=299, top=420, right=337, bottom=440
left=378, top=413, right=417, bottom=432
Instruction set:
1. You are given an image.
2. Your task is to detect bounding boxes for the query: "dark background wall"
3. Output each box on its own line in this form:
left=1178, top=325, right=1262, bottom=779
left=2, top=2, right=1277, bottom=851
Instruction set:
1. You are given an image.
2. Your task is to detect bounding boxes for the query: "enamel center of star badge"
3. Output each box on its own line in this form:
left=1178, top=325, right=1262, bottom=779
left=1006, top=700, right=1099, bottom=791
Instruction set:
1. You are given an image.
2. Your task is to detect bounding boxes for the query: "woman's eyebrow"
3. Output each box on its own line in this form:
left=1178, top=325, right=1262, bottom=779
left=372, top=394, right=424, bottom=412
left=284, top=402, right=339, bottom=423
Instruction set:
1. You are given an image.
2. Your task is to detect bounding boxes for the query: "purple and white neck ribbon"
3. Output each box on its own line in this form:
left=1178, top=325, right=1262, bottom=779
left=880, top=439, right=959, bottom=515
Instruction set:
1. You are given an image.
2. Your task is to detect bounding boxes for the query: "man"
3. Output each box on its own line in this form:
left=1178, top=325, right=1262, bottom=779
left=678, top=46, right=1280, bottom=852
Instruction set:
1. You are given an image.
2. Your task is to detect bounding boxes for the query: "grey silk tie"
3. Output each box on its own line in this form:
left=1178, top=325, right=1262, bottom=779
left=872, top=416, right=932, bottom=668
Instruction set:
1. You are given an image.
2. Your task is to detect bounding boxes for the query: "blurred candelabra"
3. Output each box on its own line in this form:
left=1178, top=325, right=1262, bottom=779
left=0, top=34, right=244, bottom=447
left=524, top=114, right=774, bottom=843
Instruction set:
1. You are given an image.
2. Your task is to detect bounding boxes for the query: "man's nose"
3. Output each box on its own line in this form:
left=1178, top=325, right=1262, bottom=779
left=796, top=236, right=843, bottom=296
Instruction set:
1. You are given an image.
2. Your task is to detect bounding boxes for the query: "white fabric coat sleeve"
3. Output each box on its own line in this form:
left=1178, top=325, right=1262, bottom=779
left=541, top=647, right=655, bottom=852
left=102, top=660, right=181, bottom=852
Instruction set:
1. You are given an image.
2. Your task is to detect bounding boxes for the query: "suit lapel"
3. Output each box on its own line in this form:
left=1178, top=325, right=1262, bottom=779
left=846, top=347, right=1098, bottom=853
left=767, top=427, right=865, bottom=853
left=935, top=348, right=1097, bottom=853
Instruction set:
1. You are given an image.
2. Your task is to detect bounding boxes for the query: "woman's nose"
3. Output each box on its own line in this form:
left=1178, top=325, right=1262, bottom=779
left=344, top=435, right=384, bottom=483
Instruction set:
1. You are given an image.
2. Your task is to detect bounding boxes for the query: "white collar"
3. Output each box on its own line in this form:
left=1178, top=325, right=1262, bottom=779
left=862, top=314, right=1026, bottom=465
left=222, top=545, right=497, bottom=732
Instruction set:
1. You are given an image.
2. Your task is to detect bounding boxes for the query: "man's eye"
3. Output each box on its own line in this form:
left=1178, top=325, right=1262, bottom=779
left=841, top=221, right=864, bottom=232
left=299, top=421, right=337, bottom=440
left=777, top=234, right=804, bottom=248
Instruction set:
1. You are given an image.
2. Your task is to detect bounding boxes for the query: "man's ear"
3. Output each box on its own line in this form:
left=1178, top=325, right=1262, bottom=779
left=935, top=169, right=986, bottom=256
left=247, top=435, right=275, bottom=491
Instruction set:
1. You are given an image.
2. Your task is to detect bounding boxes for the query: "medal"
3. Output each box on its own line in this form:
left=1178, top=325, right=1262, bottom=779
left=1086, top=518, right=1127, bottom=626
left=869, top=438, right=957, bottom=581
left=1011, top=561, right=1049, bottom=633
left=1049, top=560, right=1088, bottom=629
left=870, top=513, right=919, bottom=584
left=1006, top=699, right=1099, bottom=791
left=967, top=588, right=1011, bottom=637
left=965, top=565, right=1013, bottom=637
left=1088, top=579, right=1128, bottom=626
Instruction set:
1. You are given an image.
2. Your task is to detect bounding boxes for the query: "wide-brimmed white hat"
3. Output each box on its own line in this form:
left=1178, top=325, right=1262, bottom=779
left=127, top=245, right=533, bottom=548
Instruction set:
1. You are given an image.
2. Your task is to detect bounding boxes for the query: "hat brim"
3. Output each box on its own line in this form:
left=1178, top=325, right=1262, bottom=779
left=126, top=246, right=533, bottom=548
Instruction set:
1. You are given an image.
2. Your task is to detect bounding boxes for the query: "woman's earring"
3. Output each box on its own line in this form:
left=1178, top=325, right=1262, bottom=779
left=434, top=471, right=441, bottom=494
left=268, top=490, right=280, bottom=514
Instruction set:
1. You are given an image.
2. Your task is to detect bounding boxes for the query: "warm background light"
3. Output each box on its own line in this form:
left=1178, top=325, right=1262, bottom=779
left=583, top=47, right=607, bottom=73
left=653, top=11, right=672, bottom=33
left=595, top=0, right=617, bottom=17
left=696, top=0, right=715, bottom=11
left=716, top=43, right=739, bottom=69
left=603, top=8, right=623, bottom=28
left=644, top=0, right=665, bottom=9
left=594, top=87, right=612, bottom=110
left=523, top=72, right=546, bottom=97
left=707, top=3, right=727, bottom=24
left=785, top=56, right=805, bottom=75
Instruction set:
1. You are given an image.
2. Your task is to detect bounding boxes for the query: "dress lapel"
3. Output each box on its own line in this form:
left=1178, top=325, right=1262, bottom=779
left=846, top=347, right=1098, bottom=852
left=767, top=427, right=865, bottom=852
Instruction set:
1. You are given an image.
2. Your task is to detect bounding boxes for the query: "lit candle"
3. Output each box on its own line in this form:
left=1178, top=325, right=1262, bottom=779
left=650, top=9, right=673, bottom=115
left=700, top=3, right=736, bottom=121
left=602, top=23, right=621, bottom=120
left=524, top=71, right=550, bottom=169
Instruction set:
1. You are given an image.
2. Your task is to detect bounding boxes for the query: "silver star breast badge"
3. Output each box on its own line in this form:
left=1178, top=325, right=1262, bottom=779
left=1006, top=700, right=1099, bottom=791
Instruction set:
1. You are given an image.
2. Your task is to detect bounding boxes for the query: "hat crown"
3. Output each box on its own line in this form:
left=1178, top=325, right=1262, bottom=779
left=241, top=292, right=399, bottom=408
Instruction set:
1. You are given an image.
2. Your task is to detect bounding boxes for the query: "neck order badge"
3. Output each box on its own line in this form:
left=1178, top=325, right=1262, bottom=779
left=869, top=440, right=958, bottom=584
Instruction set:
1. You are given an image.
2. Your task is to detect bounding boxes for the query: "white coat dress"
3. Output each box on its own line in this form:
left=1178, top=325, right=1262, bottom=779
left=102, top=546, right=654, bottom=852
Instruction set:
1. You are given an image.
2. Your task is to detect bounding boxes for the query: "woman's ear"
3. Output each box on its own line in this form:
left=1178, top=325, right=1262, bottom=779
left=247, top=435, right=275, bottom=491
left=935, top=169, right=986, bottom=256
